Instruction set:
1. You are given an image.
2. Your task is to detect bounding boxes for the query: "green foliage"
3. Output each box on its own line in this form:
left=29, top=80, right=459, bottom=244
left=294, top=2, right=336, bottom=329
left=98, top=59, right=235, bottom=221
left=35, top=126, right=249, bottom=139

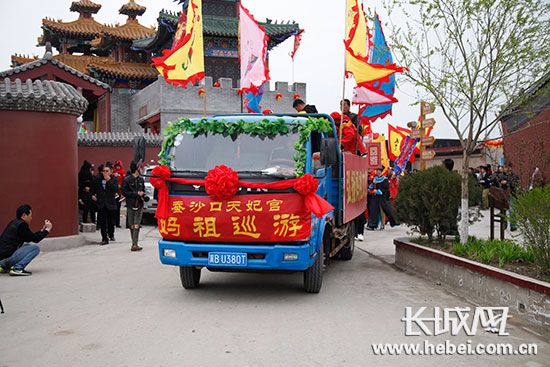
left=157, top=117, right=333, bottom=176
left=468, top=173, right=482, bottom=207
left=394, top=166, right=460, bottom=241
left=452, top=236, right=534, bottom=267
left=509, top=187, right=550, bottom=275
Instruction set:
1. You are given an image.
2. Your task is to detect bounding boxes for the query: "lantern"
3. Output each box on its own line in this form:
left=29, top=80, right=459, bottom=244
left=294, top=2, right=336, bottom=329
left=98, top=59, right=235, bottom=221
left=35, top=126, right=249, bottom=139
left=293, top=93, right=301, bottom=99
left=198, top=89, right=205, bottom=96
left=276, top=93, right=282, bottom=101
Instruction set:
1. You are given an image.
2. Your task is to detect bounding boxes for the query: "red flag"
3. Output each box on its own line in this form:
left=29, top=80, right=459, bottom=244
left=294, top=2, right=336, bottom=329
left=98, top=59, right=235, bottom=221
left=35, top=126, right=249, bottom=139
left=289, top=30, right=304, bottom=60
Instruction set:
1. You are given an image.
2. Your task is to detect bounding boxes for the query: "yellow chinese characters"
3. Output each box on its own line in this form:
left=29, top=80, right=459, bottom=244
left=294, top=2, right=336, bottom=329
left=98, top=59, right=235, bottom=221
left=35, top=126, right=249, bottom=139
left=226, top=201, right=242, bottom=213
left=266, top=199, right=284, bottom=212
left=232, top=215, right=261, bottom=239
left=246, top=200, right=263, bottom=212
left=273, top=214, right=303, bottom=237
left=159, top=217, right=181, bottom=237
left=345, top=169, right=368, bottom=204
left=189, top=201, right=206, bottom=213
left=193, top=217, right=221, bottom=238
left=171, top=200, right=186, bottom=214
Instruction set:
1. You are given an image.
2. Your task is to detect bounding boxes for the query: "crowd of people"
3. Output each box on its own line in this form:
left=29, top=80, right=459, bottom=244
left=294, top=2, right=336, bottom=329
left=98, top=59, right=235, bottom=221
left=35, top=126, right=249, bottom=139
left=468, top=163, right=520, bottom=210
left=78, top=159, right=147, bottom=251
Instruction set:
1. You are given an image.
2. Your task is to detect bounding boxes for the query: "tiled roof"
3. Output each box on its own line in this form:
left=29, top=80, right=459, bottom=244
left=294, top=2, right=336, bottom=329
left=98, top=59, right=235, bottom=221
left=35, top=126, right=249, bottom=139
left=42, top=16, right=107, bottom=39
left=78, top=132, right=163, bottom=147
left=70, top=0, right=101, bottom=14
left=1, top=52, right=110, bottom=90
left=501, top=72, right=550, bottom=120
left=0, top=78, right=88, bottom=115
left=158, top=10, right=301, bottom=37
left=120, top=0, right=147, bottom=17
left=9, top=53, right=157, bottom=82
left=89, top=61, right=158, bottom=80
left=98, top=19, right=156, bottom=42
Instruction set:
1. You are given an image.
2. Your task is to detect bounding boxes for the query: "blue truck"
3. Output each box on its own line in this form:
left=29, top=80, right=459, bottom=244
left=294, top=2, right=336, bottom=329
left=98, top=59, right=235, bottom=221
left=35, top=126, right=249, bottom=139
left=157, top=114, right=368, bottom=293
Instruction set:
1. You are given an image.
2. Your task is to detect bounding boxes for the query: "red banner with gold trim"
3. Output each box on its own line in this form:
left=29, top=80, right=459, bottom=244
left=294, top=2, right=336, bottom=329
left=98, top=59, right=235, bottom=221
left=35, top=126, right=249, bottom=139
left=343, top=152, right=369, bottom=223
left=159, top=193, right=311, bottom=243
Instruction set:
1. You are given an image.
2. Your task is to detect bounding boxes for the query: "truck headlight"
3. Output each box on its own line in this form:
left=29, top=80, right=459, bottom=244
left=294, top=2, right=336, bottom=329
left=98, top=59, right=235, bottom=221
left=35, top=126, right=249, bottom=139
left=283, top=253, right=299, bottom=261
left=163, top=249, right=176, bottom=258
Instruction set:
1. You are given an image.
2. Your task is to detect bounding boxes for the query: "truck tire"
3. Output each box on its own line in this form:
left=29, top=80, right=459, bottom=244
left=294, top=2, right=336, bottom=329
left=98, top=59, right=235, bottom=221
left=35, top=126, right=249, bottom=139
left=304, top=246, right=323, bottom=293
left=339, top=224, right=355, bottom=261
left=180, top=266, right=201, bottom=289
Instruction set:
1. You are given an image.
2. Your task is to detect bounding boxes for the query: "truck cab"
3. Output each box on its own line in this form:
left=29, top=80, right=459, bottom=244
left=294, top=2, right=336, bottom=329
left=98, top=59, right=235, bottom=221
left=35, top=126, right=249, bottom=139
left=156, top=114, right=368, bottom=293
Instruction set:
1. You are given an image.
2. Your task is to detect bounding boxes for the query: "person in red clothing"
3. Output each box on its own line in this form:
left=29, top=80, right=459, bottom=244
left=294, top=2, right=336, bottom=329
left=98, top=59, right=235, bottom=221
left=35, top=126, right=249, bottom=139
left=330, top=112, right=366, bottom=155
left=113, top=160, right=126, bottom=228
left=388, top=169, right=400, bottom=205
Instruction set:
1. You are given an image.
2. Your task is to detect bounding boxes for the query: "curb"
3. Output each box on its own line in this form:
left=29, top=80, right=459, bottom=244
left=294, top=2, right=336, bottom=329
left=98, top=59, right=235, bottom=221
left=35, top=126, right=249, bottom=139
left=394, top=237, right=550, bottom=328
left=40, top=235, right=89, bottom=252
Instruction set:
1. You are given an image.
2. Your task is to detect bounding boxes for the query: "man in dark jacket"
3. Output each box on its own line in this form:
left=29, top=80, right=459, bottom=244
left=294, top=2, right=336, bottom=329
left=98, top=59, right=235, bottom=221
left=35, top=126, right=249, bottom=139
left=293, top=98, right=318, bottom=114
left=92, top=164, right=119, bottom=245
left=0, top=204, right=52, bottom=276
left=367, top=168, right=399, bottom=230
left=121, top=162, right=147, bottom=252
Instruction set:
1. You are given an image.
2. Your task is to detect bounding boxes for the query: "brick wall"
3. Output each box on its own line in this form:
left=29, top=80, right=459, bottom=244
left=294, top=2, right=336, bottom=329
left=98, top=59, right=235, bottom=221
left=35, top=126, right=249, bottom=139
left=502, top=105, right=550, bottom=187
left=110, top=92, right=131, bottom=132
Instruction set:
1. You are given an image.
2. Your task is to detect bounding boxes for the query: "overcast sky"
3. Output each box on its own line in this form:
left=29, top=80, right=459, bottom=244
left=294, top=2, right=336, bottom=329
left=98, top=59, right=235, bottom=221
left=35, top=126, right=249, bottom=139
left=0, top=0, right=464, bottom=138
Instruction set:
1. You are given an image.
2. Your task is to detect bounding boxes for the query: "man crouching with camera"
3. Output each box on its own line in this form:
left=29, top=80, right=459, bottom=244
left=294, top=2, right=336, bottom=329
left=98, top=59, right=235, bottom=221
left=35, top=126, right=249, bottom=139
left=121, top=161, right=149, bottom=252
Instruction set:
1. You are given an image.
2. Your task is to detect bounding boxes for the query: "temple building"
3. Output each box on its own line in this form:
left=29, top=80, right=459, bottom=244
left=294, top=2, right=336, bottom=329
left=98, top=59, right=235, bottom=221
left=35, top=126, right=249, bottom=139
left=7, top=0, right=304, bottom=133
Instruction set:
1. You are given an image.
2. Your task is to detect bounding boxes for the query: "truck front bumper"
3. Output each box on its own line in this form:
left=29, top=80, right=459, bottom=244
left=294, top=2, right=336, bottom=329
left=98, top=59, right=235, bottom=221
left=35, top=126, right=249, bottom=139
left=158, top=239, right=315, bottom=271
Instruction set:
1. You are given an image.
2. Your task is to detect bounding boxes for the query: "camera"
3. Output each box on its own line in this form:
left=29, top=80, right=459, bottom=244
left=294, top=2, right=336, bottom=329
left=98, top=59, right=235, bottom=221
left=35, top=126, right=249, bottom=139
left=143, top=195, right=150, bottom=203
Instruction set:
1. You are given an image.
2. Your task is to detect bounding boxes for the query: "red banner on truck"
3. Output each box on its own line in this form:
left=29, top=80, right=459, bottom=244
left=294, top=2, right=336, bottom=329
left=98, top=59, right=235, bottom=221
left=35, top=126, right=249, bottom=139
left=343, top=152, right=370, bottom=224
left=159, top=193, right=311, bottom=242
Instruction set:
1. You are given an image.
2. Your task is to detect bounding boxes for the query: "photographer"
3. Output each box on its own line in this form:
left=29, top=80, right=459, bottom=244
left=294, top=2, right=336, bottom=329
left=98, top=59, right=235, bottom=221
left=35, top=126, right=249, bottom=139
left=121, top=162, right=148, bottom=252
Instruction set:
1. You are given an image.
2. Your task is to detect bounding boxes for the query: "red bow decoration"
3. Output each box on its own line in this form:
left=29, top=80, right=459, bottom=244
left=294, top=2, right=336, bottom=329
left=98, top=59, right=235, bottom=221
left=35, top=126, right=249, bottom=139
left=150, top=165, right=334, bottom=220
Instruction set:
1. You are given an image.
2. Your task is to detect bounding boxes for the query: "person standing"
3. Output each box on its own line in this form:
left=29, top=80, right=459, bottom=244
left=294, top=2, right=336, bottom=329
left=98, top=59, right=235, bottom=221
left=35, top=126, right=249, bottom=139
left=340, top=99, right=360, bottom=129
left=92, top=164, right=119, bottom=245
left=121, top=162, right=147, bottom=252
left=113, top=160, right=126, bottom=228
left=330, top=112, right=366, bottom=155
left=478, top=166, right=493, bottom=210
left=0, top=204, right=52, bottom=276
left=78, top=160, right=95, bottom=224
left=367, top=168, right=399, bottom=229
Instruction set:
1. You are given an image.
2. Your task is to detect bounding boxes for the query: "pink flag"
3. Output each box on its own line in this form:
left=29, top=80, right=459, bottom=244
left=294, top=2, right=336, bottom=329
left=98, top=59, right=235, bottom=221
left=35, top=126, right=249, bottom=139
left=352, top=86, right=398, bottom=106
left=240, top=3, right=270, bottom=93
left=289, top=30, right=304, bottom=60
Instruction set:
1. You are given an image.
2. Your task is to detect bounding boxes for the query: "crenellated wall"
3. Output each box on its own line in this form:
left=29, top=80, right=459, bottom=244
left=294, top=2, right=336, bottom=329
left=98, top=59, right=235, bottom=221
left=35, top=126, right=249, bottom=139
left=130, top=75, right=307, bottom=131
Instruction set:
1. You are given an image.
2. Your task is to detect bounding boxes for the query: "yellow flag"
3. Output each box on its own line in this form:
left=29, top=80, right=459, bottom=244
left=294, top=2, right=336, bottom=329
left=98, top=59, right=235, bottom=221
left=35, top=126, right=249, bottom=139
left=373, top=134, right=390, bottom=169
left=388, top=123, right=406, bottom=161
left=345, top=0, right=405, bottom=85
left=153, top=0, right=204, bottom=88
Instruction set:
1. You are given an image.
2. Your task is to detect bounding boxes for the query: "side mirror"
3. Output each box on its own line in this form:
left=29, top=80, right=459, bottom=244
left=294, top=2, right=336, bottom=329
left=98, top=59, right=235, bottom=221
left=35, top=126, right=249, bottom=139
left=320, top=138, right=339, bottom=166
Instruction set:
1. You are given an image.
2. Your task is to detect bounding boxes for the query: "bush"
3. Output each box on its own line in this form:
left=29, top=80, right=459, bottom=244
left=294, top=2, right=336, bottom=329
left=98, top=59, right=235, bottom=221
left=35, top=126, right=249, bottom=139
left=509, top=186, right=550, bottom=275
left=394, top=166, right=460, bottom=241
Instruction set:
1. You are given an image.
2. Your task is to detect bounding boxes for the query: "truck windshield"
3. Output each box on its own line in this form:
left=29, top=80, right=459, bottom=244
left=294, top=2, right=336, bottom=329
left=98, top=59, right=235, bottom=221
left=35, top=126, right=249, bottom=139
left=171, top=132, right=300, bottom=177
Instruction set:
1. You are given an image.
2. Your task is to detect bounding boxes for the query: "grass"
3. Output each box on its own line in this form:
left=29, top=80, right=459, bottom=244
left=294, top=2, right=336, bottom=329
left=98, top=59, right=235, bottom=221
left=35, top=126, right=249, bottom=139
left=453, top=236, right=535, bottom=267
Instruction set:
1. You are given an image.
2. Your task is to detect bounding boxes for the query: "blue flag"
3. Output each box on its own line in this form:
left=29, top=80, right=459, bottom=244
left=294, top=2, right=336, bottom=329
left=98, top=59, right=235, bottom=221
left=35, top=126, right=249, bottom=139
left=360, top=14, right=395, bottom=122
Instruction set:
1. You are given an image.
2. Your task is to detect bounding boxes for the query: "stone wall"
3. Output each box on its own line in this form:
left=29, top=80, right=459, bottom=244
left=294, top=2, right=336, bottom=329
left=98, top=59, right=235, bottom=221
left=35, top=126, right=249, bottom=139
left=131, top=76, right=307, bottom=131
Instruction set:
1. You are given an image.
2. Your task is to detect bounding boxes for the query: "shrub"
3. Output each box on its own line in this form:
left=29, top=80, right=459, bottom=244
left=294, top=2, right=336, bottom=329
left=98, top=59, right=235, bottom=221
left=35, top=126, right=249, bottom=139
left=509, top=186, right=550, bottom=275
left=394, top=166, right=460, bottom=241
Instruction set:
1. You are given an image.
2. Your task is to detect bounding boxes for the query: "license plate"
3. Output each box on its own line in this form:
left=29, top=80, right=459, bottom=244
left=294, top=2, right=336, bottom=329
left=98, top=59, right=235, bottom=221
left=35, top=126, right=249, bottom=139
left=208, top=252, right=247, bottom=267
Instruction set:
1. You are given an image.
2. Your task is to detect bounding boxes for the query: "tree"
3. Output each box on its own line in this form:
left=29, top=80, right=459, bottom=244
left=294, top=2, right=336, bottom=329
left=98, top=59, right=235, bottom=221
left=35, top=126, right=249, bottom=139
left=381, top=0, right=550, bottom=242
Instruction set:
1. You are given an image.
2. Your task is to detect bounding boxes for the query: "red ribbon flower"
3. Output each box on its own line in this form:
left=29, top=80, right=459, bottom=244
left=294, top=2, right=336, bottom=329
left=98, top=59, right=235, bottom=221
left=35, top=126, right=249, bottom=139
left=205, top=165, right=240, bottom=200
left=293, top=173, right=318, bottom=196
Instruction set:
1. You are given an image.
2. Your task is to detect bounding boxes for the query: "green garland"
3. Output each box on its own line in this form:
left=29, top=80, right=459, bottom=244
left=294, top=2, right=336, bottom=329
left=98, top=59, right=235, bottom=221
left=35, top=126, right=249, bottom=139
left=158, top=117, right=333, bottom=176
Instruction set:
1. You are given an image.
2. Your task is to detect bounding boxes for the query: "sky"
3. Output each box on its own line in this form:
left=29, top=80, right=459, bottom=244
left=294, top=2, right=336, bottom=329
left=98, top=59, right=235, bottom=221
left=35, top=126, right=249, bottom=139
left=0, top=0, right=463, bottom=138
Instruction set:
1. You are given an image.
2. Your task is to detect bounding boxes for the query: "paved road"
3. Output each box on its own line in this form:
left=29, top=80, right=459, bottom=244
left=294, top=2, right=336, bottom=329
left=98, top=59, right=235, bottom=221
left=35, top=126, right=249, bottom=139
left=1, top=220, right=548, bottom=367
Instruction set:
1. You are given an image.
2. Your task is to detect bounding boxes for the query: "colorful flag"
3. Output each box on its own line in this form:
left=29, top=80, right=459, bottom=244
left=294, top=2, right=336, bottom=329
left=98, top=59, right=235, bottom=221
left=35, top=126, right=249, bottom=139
left=240, top=3, right=270, bottom=94
left=369, top=133, right=390, bottom=170
left=244, top=83, right=265, bottom=113
left=387, top=123, right=406, bottom=161
left=79, top=123, right=88, bottom=133
left=352, top=85, right=397, bottom=106
left=393, top=136, right=419, bottom=176
left=360, top=14, right=398, bottom=123
left=345, top=1, right=405, bottom=85
left=152, top=0, right=204, bottom=88
left=171, top=9, right=187, bottom=49
left=289, top=30, right=304, bottom=60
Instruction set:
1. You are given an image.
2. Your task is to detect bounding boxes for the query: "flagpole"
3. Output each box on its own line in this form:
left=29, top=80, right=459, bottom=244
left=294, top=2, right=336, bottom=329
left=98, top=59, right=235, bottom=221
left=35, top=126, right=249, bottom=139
left=339, top=2, right=348, bottom=148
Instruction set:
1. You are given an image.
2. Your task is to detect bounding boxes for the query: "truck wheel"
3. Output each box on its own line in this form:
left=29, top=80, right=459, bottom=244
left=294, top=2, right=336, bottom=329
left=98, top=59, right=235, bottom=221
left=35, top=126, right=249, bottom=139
left=304, top=246, right=323, bottom=293
left=339, top=224, right=355, bottom=261
left=180, top=266, right=201, bottom=289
